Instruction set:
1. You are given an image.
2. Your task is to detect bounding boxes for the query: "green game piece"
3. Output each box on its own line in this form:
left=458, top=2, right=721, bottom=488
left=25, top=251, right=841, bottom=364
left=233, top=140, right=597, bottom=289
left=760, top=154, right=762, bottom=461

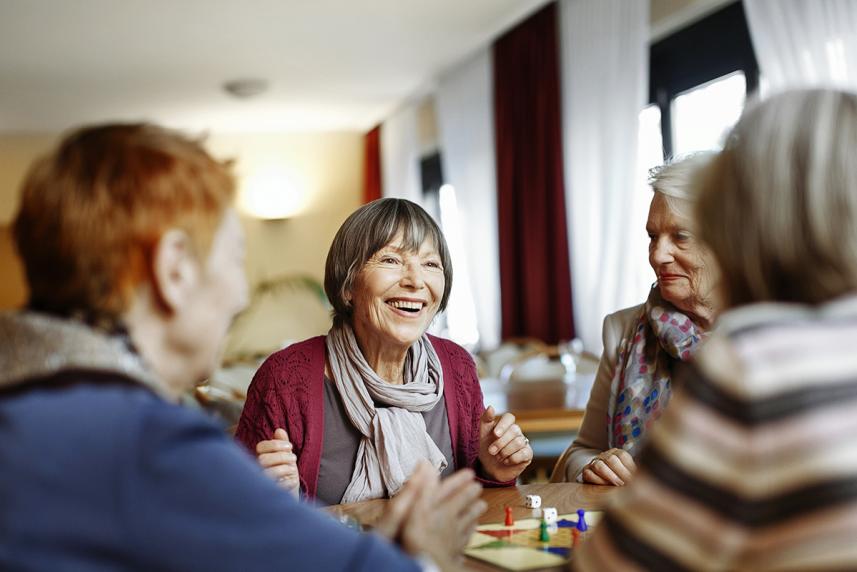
left=538, top=519, right=550, bottom=542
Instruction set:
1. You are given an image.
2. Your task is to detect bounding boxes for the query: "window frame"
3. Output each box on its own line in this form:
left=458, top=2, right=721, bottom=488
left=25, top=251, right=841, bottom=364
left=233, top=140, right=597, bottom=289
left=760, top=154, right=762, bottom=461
left=649, top=1, right=760, bottom=159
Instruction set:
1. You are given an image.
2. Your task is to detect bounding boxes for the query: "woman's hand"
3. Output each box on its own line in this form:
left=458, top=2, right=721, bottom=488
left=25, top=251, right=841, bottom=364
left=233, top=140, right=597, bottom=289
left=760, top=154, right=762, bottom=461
left=581, top=448, right=637, bottom=486
left=256, top=428, right=300, bottom=496
left=375, top=463, right=486, bottom=572
left=477, top=406, right=533, bottom=482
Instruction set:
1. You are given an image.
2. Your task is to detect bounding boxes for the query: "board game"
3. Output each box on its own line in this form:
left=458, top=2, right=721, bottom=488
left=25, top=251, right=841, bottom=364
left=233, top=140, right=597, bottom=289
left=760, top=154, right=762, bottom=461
left=464, top=511, right=602, bottom=570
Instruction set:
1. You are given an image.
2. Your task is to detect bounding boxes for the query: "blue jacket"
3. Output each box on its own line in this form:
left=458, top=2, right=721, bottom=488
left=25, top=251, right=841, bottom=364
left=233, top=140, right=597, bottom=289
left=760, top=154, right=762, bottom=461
left=0, top=312, right=419, bottom=572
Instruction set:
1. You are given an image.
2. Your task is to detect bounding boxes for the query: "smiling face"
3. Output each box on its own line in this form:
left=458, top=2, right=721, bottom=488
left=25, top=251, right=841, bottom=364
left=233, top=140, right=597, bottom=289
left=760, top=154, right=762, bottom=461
left=646, top=193, right=718, bottom=317
left=348, top=232, right=446, bottom=351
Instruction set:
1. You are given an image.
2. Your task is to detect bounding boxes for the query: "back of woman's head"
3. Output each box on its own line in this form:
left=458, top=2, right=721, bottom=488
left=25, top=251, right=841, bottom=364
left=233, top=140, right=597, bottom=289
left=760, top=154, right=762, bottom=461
left=13, top=123, right=235, bottom=323
left=696, top=89, right=857, bottom=307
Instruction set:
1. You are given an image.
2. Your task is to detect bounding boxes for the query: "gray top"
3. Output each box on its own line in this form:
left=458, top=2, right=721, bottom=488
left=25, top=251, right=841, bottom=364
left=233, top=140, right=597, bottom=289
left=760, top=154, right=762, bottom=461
left=316, top=376, right=455, bottom=506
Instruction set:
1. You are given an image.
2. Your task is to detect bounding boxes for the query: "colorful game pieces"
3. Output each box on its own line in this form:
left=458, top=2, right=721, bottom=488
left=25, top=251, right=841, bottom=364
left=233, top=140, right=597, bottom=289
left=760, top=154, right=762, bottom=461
left=525, top=494, right=541, bottom=508
left=504, top=505, right=514, bottom=526
left=576, top=509, right=588, bottom=532
left=466, top=511, right=605, bottom=569
left=538, top=518, right=550, bottom=542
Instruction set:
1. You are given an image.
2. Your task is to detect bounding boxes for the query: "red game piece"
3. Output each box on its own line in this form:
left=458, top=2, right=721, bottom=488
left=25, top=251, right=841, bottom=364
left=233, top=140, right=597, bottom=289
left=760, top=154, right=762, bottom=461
left=504, top=505, right=514, bottom=526
left=571, top=528, right=581, bottom=547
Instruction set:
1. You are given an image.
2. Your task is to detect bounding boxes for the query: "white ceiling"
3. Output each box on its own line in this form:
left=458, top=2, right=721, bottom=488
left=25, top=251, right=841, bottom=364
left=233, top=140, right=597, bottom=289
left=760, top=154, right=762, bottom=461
left=0, top=0, right=550, bottom=133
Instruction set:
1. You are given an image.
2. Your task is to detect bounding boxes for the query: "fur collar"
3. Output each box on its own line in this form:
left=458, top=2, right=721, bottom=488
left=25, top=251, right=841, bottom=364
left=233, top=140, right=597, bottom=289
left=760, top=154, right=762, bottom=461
left=0, top=311, right=173, bottom=400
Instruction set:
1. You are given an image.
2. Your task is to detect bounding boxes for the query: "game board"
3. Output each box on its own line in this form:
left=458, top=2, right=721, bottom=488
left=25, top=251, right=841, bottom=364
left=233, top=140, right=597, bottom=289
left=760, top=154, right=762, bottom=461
left=464, top=511, right=602, bottom=571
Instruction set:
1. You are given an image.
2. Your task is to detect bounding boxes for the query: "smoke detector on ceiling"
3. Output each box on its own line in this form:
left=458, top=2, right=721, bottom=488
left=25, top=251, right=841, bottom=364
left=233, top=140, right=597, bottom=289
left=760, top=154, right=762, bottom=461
left=223, top=79, right=269, bottom=99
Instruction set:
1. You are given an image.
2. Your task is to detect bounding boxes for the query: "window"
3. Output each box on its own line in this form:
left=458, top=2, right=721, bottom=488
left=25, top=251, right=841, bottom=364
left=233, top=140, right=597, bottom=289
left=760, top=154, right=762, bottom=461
left=631, top=103, right=666, bottom=292
left=672, top=70, right=747, bottom=155
left=633, top=2, right=759, bottom=280
left=638, top=104, right=664, bottom=183
left=437, top=184, right=479, bottom=347
left=420, top=152, right=480, bottom=348
left=649, top=1, right=759, bottom=159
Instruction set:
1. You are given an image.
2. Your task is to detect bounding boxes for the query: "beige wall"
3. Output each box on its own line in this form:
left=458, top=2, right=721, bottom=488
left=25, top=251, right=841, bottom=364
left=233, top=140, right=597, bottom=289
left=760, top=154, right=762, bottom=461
left=0, top=134, right=58, bottom=224
left=650, top=0, right=736, bottom=39
left=208, top=132, right=363, bottom=357
left=207, top=132, right=362, bottom=285
left=417, top=97, right=439, bottom=155
left=0, top=131, right=363, bottom=354
left=0, top=225, right=27, bottom=309
left=0, top=134, right=58, bottom=310
left=651, top=0, right=700, bottom=23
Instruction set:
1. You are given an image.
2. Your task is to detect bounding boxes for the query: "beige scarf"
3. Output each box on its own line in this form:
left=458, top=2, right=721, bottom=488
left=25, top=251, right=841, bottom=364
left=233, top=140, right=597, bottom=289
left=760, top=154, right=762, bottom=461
left=326, top=324, right=447, bottom=503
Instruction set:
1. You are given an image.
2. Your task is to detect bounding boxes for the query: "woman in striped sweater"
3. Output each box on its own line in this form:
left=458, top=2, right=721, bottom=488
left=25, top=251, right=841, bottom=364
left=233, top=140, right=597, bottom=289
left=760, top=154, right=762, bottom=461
left=576, top=89, right=857, bottom=570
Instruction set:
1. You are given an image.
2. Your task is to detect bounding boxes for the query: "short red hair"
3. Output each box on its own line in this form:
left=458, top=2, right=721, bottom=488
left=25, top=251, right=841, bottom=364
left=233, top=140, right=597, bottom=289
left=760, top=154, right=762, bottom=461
left=13, top=123, right=235, bottom=322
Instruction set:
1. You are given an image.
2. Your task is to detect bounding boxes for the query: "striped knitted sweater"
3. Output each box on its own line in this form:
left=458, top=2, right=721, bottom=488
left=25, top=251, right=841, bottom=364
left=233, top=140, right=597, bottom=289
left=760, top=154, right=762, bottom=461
left=575, top=294, right=857, bottom=571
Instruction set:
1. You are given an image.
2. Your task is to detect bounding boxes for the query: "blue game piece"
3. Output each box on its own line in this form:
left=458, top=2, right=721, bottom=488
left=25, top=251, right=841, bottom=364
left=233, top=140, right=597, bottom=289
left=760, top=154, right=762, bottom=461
left=576, top=509, right=588, bottom=532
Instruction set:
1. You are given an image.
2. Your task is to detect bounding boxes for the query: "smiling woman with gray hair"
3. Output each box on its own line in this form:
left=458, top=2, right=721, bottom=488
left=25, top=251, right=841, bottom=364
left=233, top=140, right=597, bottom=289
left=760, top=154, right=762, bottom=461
left=237, top=198, right=532, bottom=505
left=0, top=124, right=486, bottom=572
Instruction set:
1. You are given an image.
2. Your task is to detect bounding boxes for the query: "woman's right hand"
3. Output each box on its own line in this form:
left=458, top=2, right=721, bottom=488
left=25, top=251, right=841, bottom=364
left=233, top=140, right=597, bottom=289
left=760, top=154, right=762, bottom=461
left=581, top=448, right=637, bottom=486
left=375, top=462, right=486, bottom=572
left=256, top=428, right=300, bottom=496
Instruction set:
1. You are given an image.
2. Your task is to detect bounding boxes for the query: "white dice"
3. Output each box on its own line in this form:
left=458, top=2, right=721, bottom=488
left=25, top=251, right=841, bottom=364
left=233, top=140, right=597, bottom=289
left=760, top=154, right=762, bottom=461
left=542, top=507, right=558, bottom=524
left=525, top=494, right=541, bottom=508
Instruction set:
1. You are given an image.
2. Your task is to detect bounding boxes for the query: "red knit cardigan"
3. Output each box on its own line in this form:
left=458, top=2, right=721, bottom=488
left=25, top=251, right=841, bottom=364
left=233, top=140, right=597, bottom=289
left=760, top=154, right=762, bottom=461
left=235, top=335, right=511, bottom=499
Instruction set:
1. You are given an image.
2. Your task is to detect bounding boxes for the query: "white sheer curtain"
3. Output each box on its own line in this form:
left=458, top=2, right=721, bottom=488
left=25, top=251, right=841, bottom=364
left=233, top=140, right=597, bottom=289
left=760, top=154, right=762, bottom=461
left=380, top=103, right=422, bottom=203
left=559, top=0, right=650, bottom=353
left=435, top=49, right=501, bottom=350
left=745, top=0, right=857, bottom=92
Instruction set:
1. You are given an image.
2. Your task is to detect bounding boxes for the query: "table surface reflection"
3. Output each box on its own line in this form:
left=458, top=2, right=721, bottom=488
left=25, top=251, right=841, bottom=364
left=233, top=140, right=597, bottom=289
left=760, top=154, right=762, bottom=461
left=480, top=375, right=595, bottom=434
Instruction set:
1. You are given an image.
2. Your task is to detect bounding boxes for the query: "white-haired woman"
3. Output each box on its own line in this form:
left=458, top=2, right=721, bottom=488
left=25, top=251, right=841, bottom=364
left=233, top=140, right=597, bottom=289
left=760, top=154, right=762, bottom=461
left=554, top=154, right=719, bottom=485
left=576, top=88, right=857, bottom=571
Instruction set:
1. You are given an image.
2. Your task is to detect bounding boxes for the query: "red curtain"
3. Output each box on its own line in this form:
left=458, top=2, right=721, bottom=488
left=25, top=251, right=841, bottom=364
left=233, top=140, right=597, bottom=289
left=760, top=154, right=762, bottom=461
left=363, top=125, right=382, bottom=204
left=493, top=2, right=575, bottom=344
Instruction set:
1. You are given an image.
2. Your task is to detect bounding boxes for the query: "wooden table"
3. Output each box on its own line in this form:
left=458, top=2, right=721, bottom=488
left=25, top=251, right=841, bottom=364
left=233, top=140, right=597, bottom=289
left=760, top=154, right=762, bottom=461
left=330, top=482, right=615, bottom=571
left=480, top=376, right=595, bottom=434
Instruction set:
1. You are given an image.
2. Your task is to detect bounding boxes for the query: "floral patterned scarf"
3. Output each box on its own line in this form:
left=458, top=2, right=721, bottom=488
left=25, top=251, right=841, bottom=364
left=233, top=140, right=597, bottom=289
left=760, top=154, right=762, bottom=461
left=607, top=286, right=707, bottom=456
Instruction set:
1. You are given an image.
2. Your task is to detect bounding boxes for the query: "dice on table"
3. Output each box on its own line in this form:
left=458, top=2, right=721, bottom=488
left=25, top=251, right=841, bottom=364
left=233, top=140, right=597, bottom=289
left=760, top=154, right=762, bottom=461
left=525, top=494, right=541, bottom=508
left=542, top=507, right=558, bottom=524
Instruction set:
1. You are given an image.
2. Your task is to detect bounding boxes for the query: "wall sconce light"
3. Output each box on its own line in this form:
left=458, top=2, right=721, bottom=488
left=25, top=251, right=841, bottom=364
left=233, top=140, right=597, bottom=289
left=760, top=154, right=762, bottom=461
left=239, top=165, right=305, bottom=220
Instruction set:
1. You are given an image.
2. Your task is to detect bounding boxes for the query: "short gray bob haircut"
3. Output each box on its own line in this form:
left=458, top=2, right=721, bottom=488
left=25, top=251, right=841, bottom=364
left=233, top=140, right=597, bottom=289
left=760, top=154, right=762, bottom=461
left=324, top=198, right=453, bottom=326
left=696, top=88, right=857, bottom=308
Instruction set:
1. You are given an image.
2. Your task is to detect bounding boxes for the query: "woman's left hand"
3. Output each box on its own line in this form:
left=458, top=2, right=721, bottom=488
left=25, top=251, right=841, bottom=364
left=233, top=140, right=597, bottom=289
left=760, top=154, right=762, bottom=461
left=477, top=406, right=533, bottom=482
